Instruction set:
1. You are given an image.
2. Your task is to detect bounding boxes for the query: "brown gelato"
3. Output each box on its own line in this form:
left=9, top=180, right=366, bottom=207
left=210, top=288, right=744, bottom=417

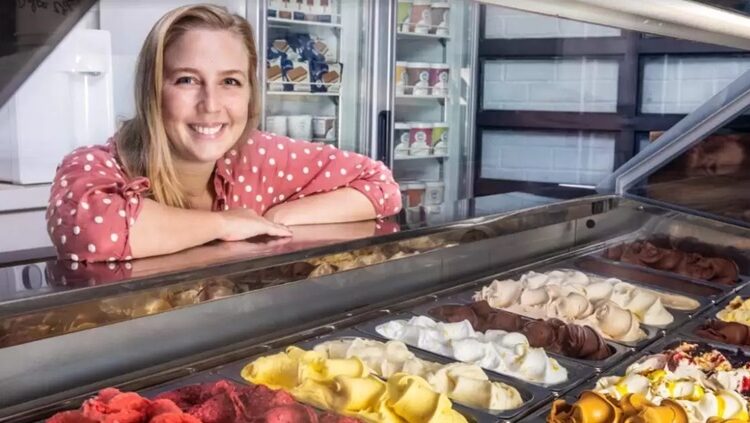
left=606, top=240, right=740, bottom=285
left=695, top=319, right=750, bottom=346
left=428, top=301, right=612, bottom=360
left=549, top=391, right=688, bottom=423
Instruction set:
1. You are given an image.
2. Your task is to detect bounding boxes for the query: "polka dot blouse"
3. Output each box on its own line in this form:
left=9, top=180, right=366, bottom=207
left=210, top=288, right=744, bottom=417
left=46, top=129, right=402, bottom=262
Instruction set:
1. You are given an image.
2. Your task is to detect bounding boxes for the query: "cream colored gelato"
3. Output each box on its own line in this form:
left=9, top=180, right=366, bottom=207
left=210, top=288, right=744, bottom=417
left=374, top=315, right=568, bottom=385
left=718, top=296, right=750, bottom=325
left=313, top=338, right=524, bottom=411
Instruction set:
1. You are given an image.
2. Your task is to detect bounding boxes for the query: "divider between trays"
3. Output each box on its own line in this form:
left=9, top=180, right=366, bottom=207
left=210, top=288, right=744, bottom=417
left=677, top=297, right=750, bottom=354
left=353, top=310, right=597, bottom=394
left=407, top=295, right=633, bottom=373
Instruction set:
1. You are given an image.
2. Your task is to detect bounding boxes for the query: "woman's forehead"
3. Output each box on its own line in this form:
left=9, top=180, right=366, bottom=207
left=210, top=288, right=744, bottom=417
left=165, top=29, right=248, bottom=74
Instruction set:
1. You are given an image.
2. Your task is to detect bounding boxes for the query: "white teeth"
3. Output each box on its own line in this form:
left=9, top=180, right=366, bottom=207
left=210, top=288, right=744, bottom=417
left=190, top=124, right=223, bottom=135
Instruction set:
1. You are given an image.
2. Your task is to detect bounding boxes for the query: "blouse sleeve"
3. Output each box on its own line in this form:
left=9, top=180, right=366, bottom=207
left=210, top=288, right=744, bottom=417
left=46, top=145, right=149, bottom=262
left=250, top=132, right=402, bottom=218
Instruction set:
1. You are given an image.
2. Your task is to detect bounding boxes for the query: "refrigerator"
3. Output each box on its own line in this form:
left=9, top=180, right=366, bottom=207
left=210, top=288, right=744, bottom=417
left=249, top=0, right=480, bottom=225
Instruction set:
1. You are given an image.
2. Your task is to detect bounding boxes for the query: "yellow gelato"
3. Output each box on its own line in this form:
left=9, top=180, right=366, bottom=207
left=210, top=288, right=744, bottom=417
left=241, top=346, right=468, bottom=423
left=549, top=391, right=688, bottom=423
left=717, top=296, right=750, bottom=325
left=314, top=338, right=523, bottom=411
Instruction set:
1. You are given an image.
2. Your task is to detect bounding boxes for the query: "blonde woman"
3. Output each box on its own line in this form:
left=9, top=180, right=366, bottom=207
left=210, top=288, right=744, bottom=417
left=45, top=4, right=401, bottom=262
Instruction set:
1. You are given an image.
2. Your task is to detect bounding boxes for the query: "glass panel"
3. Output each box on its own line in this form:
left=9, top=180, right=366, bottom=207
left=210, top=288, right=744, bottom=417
left=261, top=0, right=368, bottom=154
left=482, top=58, right=619, bottom=113
left=481, top=130, right=616, bottom=186
left=483, top=6, right=621, bottom=39
left=629, top=115, right=750, bottom=225
left=641, top=55, right=750, bottom=115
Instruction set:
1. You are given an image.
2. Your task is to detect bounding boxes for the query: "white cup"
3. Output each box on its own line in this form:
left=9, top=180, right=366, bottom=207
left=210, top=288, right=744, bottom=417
left=265, top=115, right=288, bottom=136
left=287, top=115, right=313, bottom=140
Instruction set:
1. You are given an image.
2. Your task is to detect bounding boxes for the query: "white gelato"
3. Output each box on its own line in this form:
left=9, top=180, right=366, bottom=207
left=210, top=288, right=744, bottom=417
left=313, top=338, right=524, bottom=411
left=374, top=315, right=568, bottom=385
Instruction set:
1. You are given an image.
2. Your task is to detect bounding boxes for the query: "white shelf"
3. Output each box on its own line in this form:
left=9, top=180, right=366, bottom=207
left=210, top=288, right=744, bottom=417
left=0, top=183, right=52, bottom=212
left=396, top=94, right=448, bottom=101
left=267, top=90, right=340, bottom=97
left=395, top=155, right=448, bottom=161
left=397, top=31, right=450, bottom=40
left=268, top=17, right=342, bottom=29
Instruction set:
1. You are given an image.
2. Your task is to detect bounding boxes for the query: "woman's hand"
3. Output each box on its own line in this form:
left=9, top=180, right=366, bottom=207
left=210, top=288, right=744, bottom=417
left=218, top=208, right=292, bottom=241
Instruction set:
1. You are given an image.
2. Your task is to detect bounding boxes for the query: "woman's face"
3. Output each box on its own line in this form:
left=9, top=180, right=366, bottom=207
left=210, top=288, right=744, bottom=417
left=162, top=29, right=251, bottom=164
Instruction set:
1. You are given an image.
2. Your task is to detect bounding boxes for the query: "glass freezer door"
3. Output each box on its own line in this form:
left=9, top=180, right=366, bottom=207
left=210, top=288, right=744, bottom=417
left=251, top=0, right=374, bottom=156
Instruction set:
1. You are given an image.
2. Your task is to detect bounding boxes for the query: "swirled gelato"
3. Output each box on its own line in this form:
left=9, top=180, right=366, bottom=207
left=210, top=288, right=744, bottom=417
left=696, top=320, right=750, bottom=347
left=718, top=297, right=750, bottom=326
left=313, top=337, right=523, bottom=411
left=374, top=315, right=568, bottom=385
left=428, top=301, right=611, bottom=360
left=241, top=346, right=467, bottom=423
left=549, top=391, right=688, bottom=423
left=606, top=241, right=740, bottom=285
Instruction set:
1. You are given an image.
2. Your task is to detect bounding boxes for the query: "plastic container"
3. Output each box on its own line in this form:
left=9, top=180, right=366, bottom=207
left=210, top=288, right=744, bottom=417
left=394, top=122, right=411, bottom=157
left=395, top=61, right=409, bottom=95
left=410, top=0, right=432, bottom=34
left=431, top=122, right=448, bottom=155
left=424, top=181, right=445, bottom=205
left=407, top=62, right=431, bottom=96
left=429, top=63, right=449, bottom=97
left=430, top=3, right=450, bottom=36
left=409, top=122, right=432, bottom=156
left=397, top=0, right=413, bottom=32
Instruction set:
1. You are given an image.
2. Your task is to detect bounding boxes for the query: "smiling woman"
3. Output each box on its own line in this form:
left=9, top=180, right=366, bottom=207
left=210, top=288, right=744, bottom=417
left=45, top=4, right=402, bottom=263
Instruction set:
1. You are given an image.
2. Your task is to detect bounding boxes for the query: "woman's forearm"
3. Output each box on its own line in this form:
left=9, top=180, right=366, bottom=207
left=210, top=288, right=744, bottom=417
left=129, top=199, right=224, bottom=258
left=264, top=188, right=377, bottom=226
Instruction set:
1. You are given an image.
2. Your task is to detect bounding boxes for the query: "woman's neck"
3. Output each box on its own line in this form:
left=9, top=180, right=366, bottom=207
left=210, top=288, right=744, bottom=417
left=174, top=158, right=216, bottom=205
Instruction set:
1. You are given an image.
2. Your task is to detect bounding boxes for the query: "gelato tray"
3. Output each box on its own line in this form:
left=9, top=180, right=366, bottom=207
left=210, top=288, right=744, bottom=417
left=679, top=293, right=750, bottom=351
left=355, top=311, right=596, bottom=393
left=408, top=297, right=632, bottom=372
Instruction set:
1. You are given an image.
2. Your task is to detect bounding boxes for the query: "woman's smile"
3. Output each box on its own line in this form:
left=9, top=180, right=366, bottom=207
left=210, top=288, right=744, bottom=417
left=188, top=123, right=228, bottom=139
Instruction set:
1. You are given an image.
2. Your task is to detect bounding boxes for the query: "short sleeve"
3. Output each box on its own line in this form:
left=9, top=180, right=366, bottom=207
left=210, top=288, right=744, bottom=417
left=245, top=132, right=402, bottom=218
left=46, top=144, right=149, bottom=262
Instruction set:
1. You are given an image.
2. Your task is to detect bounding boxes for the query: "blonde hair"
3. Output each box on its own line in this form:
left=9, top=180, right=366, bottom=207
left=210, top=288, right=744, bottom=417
left=117, top=4, right=261, bottom=208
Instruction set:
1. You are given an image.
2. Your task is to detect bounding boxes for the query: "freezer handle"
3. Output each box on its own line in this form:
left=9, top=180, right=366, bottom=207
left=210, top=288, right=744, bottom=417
left=377, top=110, right=392, bottom=166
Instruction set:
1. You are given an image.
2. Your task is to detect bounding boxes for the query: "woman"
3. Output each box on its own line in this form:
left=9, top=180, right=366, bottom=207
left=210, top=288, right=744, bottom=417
left=46, top=4, right=401, bottom=262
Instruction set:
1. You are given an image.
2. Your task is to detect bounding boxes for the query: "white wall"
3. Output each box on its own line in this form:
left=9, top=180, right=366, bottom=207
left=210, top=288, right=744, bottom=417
left=484, top=6, right=621, bottom=39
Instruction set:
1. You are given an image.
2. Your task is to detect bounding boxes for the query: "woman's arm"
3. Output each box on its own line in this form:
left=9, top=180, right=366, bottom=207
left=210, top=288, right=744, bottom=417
left=264, top=187, right=375, bottom=225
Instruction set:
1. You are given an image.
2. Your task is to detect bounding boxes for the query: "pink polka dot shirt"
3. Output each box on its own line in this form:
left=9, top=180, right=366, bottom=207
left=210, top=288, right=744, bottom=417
left=46, top=129, right=402, bottom=262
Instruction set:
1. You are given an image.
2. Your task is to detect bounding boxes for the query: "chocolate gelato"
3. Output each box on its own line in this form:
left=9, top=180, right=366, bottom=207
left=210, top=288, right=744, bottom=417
left=606, top=241, right=740, bottom=285
left=428, top=301, right=611, bottom=360
left=696, top=319, right=750, bottom=346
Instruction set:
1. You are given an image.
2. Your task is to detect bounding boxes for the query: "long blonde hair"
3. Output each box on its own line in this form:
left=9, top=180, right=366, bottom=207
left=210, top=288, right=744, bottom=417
left=117, top=4, right=261, bottom=208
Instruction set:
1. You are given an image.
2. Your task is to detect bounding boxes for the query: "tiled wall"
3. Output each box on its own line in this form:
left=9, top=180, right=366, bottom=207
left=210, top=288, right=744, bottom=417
left=481, top=130, right=616, bottom=186
left=483, top=58, right=619, bottom=112
left=641, top=55, right=750, bottom=114
left=484, top=6, right=621, bottom=39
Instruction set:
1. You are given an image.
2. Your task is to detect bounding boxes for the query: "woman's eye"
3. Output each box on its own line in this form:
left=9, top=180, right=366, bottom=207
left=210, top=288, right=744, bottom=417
left=224, top=78, right=241, bottom=86
left=176, top=76, right=196, bottom=85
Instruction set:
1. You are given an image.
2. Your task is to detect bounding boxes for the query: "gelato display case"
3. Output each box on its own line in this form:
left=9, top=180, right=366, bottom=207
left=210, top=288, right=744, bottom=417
left=3, top=2, right=750, bottom=423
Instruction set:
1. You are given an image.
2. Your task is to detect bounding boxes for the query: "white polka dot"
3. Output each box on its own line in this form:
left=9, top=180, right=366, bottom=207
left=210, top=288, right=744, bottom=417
left=86, top=183, right=93, bottom=187
left=73, top=226, right=80, bottom=235
left=103, top=198, right=112, bottom=205
left=84, top=164, right=92, bottom=172
left=248, top=139, right=254, bottom=145
left=365, top=185, right=371, bottom=191
left=56, top=199, right=62, bottom=207
left=303, top=167, right=310, bottom=174
left=224, top=158, right=231, bottom=165
left=230, top=149, right=237, bottom=156
left=272, top=197, right=277, bottom=203
left=108, top=263, right=116, bottom=270
left=70, top=254, right=79, bottom=262
left=286, top=174, right=293, bottom=181
left=279, top=194, right=285, bottom=201
left=343, top=152, right=350, bottom=158
left=304, top=148, right=311, bottom=155
left=56, top=218, right=62, bottom=225
left=291, top=153, right=297, bottom=160
left=61, top=235, right=66, bottom=245
left=107, top=257, right=116, bottom=262
left=125, top=255, right=132, bottom=261
left=233, top=194, right=239, bottom=202
left=86, top=153, right=94, bottom=161
left=317, top=160, right=323, bottom=167
left=130, top=218, right=135, bottom=225
left=262, top=176, right=267, bottom=183
left=316, top=146, right=323, bottom=151
left=329, top=154, right=336, bottom=160
left=299, top=194, right=305, bottom=198
left=256, top=195, right=263, bottom=202
left=238, top=175, right=245, bottom=183
left=267, top=187, right=274, bottom=194
left=324, top=171, right=331, bottom=178
left=277, top=170, right=285, bottom=178
left=94, top=216, right=104, bottom=224
left=67, top=192, right=74, bottom=199
left=340, top=168, right=347, bottom=175
left=380, top=174, right=386, bottom=181
left=394, top=207, right=400, bottom=212
left=379, top=198, right=385, bottom=205
left=130, top=198, right=138, bottom=205
left=105, top=160, right=113, bottom=168
left=224, top=205, right=229, bottom=210
left=277, top=143, right=284, bottom=150
left=118, top=209, right=126, bottom=218
left=70, top=209, right=76, bottom=216
left=125, top=263, right=132, bottom=270
left=111, top=233, right=119, bottom=242
left=81, top=202, right=90, bottom=210
left=245, top=185, right=253, bottom=193
left=61, top=180, right=68, bottom=187
left=356, top=164, right=363, bottom=169
left=269, top=158, right=276, bottom=166
left=296, top=187, right=302, bottom=192
left=259, top=148, right=266, bottom=155
left=252, top=166, right=258, bottom=173
left=98, top=171, right=107, bottom=176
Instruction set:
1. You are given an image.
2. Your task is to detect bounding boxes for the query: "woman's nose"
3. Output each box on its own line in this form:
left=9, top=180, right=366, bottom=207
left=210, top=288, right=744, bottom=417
left=198, top=85, right=220, bottom=113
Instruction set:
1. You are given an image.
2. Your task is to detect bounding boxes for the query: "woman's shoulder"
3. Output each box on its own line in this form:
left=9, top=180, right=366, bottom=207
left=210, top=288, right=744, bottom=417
left=60, top=139, right=119, bottom=166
